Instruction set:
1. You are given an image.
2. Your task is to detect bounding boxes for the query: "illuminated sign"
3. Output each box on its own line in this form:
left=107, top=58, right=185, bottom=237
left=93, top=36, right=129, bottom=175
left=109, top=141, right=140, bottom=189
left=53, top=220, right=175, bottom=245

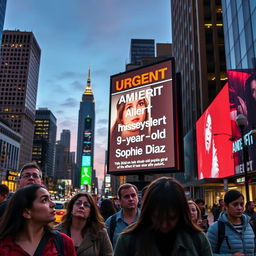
left=196, top=84, right=234, bottom=179
left=80, top=166, right=91, bottom=185
left=82, top=155, right=91, bottom=166
left=107, top=58, right=182, bottom=175
left=6, top=170, right=19, bottom=181
left=227, top=69, right=256, bottom=174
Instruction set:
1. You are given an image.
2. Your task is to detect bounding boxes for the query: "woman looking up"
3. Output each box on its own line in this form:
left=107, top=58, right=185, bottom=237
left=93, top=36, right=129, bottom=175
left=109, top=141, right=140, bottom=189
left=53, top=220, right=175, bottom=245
left=0, top=184, right=76, bottom=256
left=55, top=192, right=113, bottom=256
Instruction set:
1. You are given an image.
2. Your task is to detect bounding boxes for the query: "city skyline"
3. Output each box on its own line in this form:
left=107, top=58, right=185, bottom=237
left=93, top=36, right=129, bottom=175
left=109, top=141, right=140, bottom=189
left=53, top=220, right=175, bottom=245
left=4, top=0, right=171, bottom=183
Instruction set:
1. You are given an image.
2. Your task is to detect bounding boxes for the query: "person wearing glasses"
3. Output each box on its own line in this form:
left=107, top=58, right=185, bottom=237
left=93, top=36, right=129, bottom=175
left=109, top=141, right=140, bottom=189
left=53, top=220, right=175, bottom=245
left=0, top=161, right=43, bottom=218
left=55, top=192, right=113, bottom=256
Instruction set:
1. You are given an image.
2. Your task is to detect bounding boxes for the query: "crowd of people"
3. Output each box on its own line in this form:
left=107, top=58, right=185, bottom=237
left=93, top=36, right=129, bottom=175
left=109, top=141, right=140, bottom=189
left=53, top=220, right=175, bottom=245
left=0, top=162, right=256, bottom=255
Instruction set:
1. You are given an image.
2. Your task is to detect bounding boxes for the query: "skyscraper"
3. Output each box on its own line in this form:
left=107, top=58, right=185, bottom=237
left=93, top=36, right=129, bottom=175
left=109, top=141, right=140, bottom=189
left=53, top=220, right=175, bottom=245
left=221, top=1, right=256, bottom=69
left=75, top=69, right=95, bottom=188
left=60, top=129, right=70, bottom=150
left=130, top=39, right=155, bottom=65
left=171, top=1, right=227, bottom=135
left=0, top=0, right=7, bottom=45
left=0, top=30, right=41, bottom=167
left=32, top=108, right=57, bottom=177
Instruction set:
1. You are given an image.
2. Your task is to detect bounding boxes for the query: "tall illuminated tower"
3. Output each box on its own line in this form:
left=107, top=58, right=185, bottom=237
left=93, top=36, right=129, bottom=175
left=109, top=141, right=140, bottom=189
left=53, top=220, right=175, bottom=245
left=75, top=69, right=95, bottom=189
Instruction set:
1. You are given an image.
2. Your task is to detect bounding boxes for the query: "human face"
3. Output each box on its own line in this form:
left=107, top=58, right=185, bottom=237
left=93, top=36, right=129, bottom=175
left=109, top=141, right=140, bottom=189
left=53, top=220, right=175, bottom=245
left=189, top=203, right=198, bottom=222
left=121, top=99, right=147, bottom=129
left=119, top=187, right=138, bottom=211
left=152, top=211, right=178, bottom=233
left=205, top=114, right=212, bottom=152
left=226, top=196, right=244, bottom=220
left=250, top=79, right=256, bottom=100
left=24, top=188, right=56, bottom=224
left=18, top=168, right=43, bottom=188
left=72, top=196, right=91, bottom=220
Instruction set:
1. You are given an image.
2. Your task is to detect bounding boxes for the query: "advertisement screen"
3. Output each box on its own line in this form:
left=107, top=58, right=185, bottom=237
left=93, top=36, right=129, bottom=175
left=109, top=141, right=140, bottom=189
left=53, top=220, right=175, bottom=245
left=80, top=166, right=91, bottom=185
left=108, top=59, right=181, bottom=174
left=196, top=84, right=234, bottom=179
left=227, top=70, right=256, bottom=174
left=82, top=155, right=91, bottom=166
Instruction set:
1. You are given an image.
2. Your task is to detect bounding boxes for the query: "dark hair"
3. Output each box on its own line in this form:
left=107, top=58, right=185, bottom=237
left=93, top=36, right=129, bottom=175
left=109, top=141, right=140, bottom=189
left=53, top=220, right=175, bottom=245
left=195, top=199, right=205, bottom=205
left=0, top=184, right=9, bottom=196
left=224, top=190, right=244, bottom=205
left=99, top=199, right=116, bottom=220
left=124, top=177, right=201, bottom=255
left=245, top=75, right=256, bottom=128
left=20, top=161, right=42, bottom=177
left=141, top=185, right=149, bottom=200
left=61, top=193, right=105, bottom=238
left=245, top=201, right=254, bottom=210
left=118, top=183, right=138, bottom=199
left=0, top=184, right=46, bottom=240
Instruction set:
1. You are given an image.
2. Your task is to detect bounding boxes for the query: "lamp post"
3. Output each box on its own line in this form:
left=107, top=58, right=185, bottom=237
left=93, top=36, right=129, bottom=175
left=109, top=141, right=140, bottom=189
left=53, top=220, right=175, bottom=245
left=236, top=114, right=250, bottom=202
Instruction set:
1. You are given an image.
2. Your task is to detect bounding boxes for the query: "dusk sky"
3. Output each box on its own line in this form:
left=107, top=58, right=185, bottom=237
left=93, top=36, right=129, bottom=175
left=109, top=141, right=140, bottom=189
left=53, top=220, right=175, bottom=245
left=4, top=0, right=172, bottom=184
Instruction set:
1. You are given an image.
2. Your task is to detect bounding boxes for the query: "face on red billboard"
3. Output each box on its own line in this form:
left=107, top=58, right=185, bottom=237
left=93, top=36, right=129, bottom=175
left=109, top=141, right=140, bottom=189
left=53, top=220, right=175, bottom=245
left=107, top=59, right=181, bottom=175
left=196, top=84, right=234, bottom=179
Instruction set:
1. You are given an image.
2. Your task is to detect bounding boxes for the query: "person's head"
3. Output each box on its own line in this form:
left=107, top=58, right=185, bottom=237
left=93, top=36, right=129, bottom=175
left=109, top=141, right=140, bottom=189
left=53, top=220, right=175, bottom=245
left=188, top=200, right=201, bottom=224
left=118, top=183, right=138, bottom=211
left=224, top=190, right=244, bottom=219
left=219, top=199, right=224, bottom=207
left=195, top=199, right=205, bottom=211
left=0, top=184, right=9, bottom=203
left=99, top=198, right=116, bottom=220
left=204, top=112, right=212, bottom=152
left=62, top=192, right=104, bottom=236
left=0, top=184, right=55, bottom=240
left=112, top=97, right=149, bottom=138
left=18, top=162, right=43, bottom=188
left=245, top=201, right=255, bottom=212
left=245, top=75, right=256, bottom=102
left=126, top=177, right=201, bottom=235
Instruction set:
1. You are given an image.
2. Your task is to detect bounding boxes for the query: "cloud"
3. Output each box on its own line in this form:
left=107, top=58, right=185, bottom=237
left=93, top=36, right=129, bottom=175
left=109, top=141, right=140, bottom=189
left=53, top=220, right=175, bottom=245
left=70, top=80, right=84, bottom=91
left=60, top=98, right=78, bottom=107
left=56, top=110, right=64, bottom=114
left=56, top=71, right=84, bottom=80
left=96, top=127, right=108, bottom=136
left=97, top=119, right=108, bottom=125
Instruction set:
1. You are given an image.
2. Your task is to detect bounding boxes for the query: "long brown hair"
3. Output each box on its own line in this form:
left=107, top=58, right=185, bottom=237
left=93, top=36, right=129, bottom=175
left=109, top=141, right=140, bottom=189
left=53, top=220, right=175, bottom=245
left=61, top=193, right=105, bottom=238
left=123, top=177, right=202, bottom=254
left=111, top=97, right=149, bottom=138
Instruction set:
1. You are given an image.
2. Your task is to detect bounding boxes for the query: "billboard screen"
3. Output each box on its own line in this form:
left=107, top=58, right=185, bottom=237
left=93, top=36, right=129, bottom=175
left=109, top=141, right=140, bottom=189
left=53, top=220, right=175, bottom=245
left=80, top=166, right=91, bottom=185
left=227, top=70, right=256, bottom=174
left=196, top=84, right=235, bottom=179
left=108, top=59, right=182, bottom=175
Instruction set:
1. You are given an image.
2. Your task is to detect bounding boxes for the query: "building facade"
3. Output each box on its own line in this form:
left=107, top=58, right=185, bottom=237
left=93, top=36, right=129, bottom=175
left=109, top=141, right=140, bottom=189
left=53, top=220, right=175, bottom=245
left=75, top=69, right=95, bottom=189
left=0, top=0, right=7, bottom=45
left=0, top=118, right=21, bottom=191
left=32, top=108, right=57, bottom=178
left=222, top=0, right=256, bottom=69
left=0, top=30, right=41, bottom=167
left=55, top=129, right=73, bottom=180
left=171, top=0, right=227, bottom=135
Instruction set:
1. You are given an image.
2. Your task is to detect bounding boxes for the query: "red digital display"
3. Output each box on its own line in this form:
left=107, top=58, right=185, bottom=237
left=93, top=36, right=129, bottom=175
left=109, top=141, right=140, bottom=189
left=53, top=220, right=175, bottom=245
left=196, top=84, right=234, bottom=179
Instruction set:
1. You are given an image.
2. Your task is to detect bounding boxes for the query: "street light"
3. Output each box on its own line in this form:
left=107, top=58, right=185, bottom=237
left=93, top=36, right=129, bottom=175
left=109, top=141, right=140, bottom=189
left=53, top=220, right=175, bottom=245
left=236, top=114, right=250, bottom=202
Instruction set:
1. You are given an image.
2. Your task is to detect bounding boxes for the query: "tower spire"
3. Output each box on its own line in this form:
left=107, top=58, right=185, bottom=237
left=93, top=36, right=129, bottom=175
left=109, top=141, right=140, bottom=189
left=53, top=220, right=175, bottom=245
left=84, top=67, right=93, bottom=95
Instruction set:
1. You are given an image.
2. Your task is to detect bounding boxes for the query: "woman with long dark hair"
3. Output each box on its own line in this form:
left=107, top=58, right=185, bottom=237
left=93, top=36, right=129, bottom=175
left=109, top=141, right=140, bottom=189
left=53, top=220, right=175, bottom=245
left=100, top=198, right=117, bottom=221
left=55, top=192, right=113, bottom=256
left=245, top=75, right=256, bottom=128
left=114, top=177, right=212, bottom=256
left=0, top=184, right=76, bottom=255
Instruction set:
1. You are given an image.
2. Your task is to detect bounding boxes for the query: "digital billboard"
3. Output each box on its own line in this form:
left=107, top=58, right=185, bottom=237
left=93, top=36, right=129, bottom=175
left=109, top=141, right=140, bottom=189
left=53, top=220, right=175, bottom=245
left=196, top=84, right=235, bottom=179
left=107, top=59, right=182, bottom=175
left=80, top=166, right=91, bottom=185
left=227, top=70, right=256, bottom=174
